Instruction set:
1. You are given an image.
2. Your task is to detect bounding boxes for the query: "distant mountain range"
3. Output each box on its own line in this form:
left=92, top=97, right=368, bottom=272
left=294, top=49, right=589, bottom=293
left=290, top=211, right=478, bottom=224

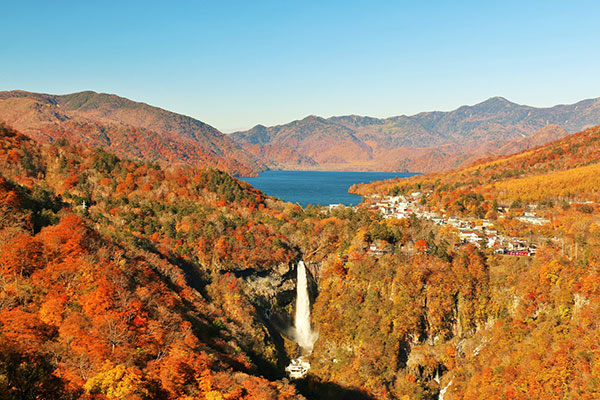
left=230, top=97, right=600, bottom=173
left=0, top=90, right=265, bottom=176
left=2, top=91, right=599, bottom=176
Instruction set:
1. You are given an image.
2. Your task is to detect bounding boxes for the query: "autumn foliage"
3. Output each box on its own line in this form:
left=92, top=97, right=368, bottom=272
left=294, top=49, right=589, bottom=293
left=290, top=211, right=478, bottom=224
left=0, top=123, right=304, bottom=399
left=4, top=120, right=600, bottom=400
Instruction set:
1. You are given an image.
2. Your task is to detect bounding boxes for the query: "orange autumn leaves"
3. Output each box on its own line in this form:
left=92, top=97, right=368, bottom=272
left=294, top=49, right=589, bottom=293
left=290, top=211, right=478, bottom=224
left=0, top=122, right=305, bottom=399
left=0, top=214, right=302, bottom=399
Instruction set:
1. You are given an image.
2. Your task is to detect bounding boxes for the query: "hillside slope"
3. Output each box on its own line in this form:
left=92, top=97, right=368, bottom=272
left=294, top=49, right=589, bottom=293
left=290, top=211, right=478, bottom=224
left=354, top=124, right=600, bottom=204
left=0, top=124, right=305, bottom=399
left=312, top=124, right=600, bottom=399
left=0, top=90, right=265, bottom=176
left=231, top=97, right=600, bottom=172
left=4, top=124, right=600, bottom=399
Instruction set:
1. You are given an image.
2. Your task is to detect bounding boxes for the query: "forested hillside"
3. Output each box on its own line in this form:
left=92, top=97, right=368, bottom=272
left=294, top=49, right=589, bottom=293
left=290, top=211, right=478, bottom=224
left=0, top=122, right=402, bottom=399
left=0, top=123, right=305, bottom=399
left=354, top=124, right=600, bottom=205
left=336, top=124, right=600, bottom=398
left=3, top=120, right=600, bottom=400
left=0, top=91, right=265, bottom=176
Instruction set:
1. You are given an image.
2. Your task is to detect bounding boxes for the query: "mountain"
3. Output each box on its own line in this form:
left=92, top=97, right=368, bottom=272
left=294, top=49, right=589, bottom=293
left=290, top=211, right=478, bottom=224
left=230, top=97, right=600, bottom=172
left=0, top=90, right=265, bottom=176
left=354, top=123, right=600, bottom=203
left=493, top=123, right=570, bottom=155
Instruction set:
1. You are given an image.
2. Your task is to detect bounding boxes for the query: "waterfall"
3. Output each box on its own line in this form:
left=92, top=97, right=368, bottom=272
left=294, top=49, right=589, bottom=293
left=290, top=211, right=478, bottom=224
left=438, top=380, right=452, bottom=400
left=294, top=261, right=318, bottom=352
left=286, top=261, right=317, bottom=379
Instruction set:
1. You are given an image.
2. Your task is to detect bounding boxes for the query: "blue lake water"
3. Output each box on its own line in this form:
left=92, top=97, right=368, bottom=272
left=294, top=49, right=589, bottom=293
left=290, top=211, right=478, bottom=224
left=240, top=170, right=417, bottom=207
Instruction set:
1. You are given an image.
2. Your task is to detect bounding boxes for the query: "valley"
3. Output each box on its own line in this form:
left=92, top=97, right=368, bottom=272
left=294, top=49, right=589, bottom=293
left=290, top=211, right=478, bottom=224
left=5, top=2, right=600, bottom=399
left=2, top=117, right=600, bottom=399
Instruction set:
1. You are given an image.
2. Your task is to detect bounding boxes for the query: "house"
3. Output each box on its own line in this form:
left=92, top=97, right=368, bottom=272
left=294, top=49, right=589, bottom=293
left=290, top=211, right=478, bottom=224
left=517, top=214, right=550, bottom=225
left=482, top=220, right=494, bottom=228
left=328, top=203, right=344, bottom=210
left=368, top=240, right=394, bottom=256
left=459, top=230, right=484, bottom=246
left=286, top=358, right=310, bottom=379
left=504, top=250, right=530, bottom=256
left=486, top=235, right=499, bottom=248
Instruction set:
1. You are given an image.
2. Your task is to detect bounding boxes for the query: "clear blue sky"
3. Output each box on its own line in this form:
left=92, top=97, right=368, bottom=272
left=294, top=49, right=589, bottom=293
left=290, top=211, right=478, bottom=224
left=3, top=1, right=600, bottom=132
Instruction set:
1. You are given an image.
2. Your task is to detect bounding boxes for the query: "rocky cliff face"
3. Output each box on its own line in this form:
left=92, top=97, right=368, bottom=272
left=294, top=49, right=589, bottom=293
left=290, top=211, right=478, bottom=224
left=230, top=259, right=322, bottom=373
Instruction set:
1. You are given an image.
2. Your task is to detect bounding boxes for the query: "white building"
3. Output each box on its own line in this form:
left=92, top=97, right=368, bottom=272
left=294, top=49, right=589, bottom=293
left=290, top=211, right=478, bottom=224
left=286, top=358, right=310, bottom=379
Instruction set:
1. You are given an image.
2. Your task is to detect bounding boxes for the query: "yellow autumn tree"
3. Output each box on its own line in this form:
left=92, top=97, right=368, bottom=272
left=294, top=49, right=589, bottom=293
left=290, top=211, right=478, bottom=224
left=84, top=361, right=149, bottom=399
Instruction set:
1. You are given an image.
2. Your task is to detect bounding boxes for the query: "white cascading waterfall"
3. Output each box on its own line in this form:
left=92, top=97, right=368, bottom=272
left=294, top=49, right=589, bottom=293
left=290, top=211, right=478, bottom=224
left=439, top=380, right=452, bottom=400
left=285, top=261, right=317, bottom=379
left=294, top=260, right=318, bottom=352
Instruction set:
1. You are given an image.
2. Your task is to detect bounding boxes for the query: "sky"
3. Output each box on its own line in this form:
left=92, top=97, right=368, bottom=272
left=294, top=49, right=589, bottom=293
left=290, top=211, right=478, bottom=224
left=3, top=1, right=600, bottom=132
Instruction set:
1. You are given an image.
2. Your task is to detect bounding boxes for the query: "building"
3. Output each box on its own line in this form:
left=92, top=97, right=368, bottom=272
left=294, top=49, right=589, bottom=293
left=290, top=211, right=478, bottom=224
left=285, top=358, right=310, bottom=379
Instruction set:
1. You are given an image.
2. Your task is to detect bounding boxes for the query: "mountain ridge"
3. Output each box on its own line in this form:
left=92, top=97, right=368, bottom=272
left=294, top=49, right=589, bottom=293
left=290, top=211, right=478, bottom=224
left=0, top=90, right=265, bottom=176
left=3, top=90, right=599, bottom=175
left=353, top=122, right=600, bottom=203
left=231, top=96, right=600, bottom=173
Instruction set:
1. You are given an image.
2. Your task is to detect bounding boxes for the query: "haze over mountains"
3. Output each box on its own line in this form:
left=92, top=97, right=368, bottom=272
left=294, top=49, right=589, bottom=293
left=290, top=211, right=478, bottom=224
left=231, top=97, right=600, bottom=173
left=0, top=90, right=265, bottom=176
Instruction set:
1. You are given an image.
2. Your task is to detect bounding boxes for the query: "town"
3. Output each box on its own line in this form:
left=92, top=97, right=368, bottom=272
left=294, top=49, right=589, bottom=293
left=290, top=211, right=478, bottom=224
left=362, top=192, right=551, bottom=256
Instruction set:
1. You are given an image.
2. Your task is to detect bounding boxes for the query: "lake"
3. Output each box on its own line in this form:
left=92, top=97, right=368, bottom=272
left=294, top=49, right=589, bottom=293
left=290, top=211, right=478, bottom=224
left=240, top=170, right=417, bottom=207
